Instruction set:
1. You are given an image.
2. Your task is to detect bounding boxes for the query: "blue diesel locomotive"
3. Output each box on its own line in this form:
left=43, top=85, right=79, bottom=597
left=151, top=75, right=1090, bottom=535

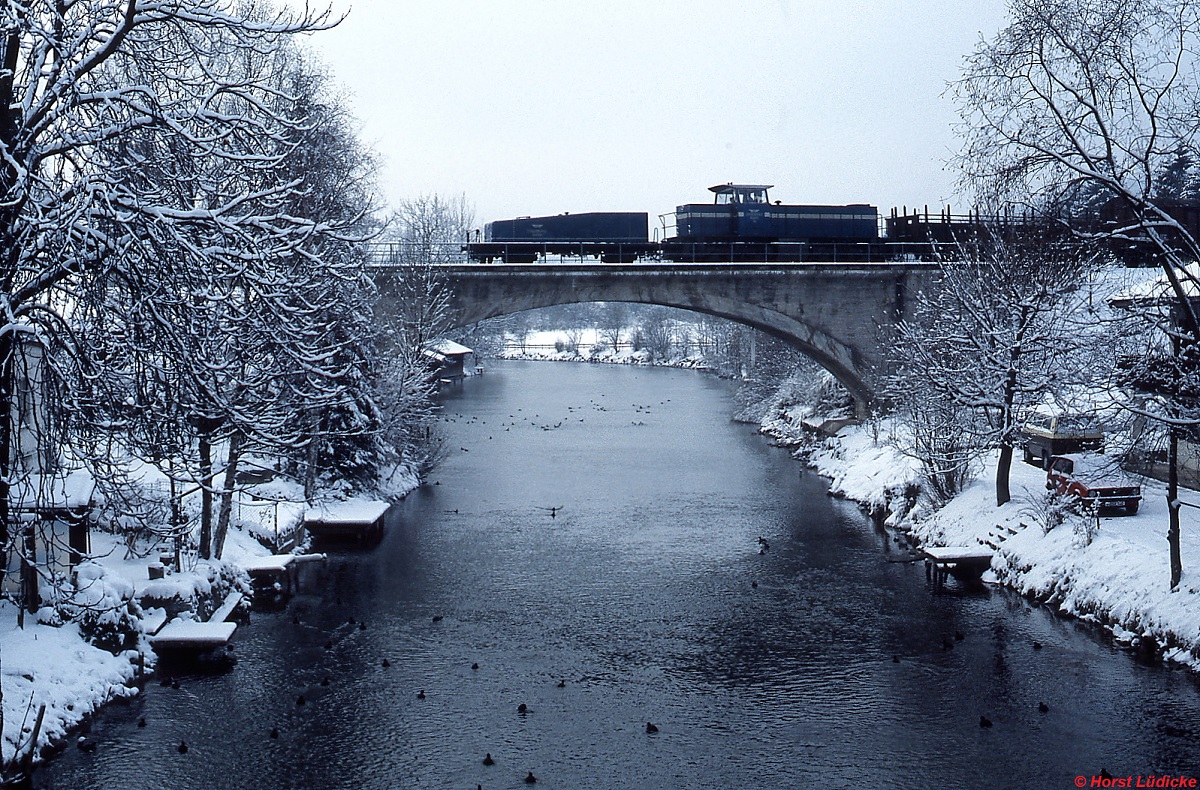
left=466, top=184, right=983, bottom=263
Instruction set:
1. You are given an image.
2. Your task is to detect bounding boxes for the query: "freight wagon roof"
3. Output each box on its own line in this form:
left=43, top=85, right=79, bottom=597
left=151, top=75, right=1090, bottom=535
left=488, top=211, right=647, bottom=221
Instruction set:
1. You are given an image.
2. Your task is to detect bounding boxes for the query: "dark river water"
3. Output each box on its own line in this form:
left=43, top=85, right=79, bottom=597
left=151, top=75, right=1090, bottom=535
left=35, top=360, right=1200, bottom=789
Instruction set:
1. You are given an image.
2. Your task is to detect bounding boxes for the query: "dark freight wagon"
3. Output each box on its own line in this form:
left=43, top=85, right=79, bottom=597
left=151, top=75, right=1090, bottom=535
left=485, top=212, right=648, bottom=243
left=473, top=211, right=652, bottom=263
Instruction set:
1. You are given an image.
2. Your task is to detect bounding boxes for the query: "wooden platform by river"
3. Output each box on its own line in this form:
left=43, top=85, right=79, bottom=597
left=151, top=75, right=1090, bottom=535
left=304, top=500, right=391, bottom=542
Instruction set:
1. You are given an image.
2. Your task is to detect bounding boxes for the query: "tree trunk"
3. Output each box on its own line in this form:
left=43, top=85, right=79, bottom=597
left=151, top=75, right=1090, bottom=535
left=198, top=436, right=214, bottom=559
left=996, top=443, right=1013, bottom=507
left=212, top=431, right=243, bottom=561
left=0, top=645, right=5, bottom=777
left=0, top=332, right=13, bottom=550
left=304, top=415, right=318, bottom=501
left=169, top=474, right=183, bottom=572
left=1168, top=428, right=1183, bottom=590
left=997, top=333, right=1026, bottom=509
left=22, top=524, right=37, bottom=614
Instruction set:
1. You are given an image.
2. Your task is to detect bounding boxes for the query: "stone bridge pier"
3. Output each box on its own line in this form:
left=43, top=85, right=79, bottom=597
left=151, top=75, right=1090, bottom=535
left=375, top=262, right=940, bottom=416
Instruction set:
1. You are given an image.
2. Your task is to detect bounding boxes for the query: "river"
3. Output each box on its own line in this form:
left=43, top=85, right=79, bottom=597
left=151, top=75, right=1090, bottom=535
left=35, top=360, right=1200, bottom=788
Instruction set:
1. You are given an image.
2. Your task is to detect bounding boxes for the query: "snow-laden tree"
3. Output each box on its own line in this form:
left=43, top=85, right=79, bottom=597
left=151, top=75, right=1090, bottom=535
left=954, top=0, right=1200, bottom=585
left=369, top=193, right=479, bottom=480
left=257, top=59, right=385, bottom=503
left=374, top=257, right=453, bottom=479
left=886, top=229, right=1093, bottom=506
left=65, top=44, right=385, bottom=560
left=0, top=1, right=347, bottom=608
left=0, top=1, right=357, bottom=776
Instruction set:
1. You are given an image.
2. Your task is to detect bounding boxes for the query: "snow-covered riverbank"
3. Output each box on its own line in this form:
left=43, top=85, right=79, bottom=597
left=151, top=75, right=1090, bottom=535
left=1, top=468, right=417, bottom=774
left=498, top=328, right=715, bottom=370
left=761, top=406, right=1200, bottom=671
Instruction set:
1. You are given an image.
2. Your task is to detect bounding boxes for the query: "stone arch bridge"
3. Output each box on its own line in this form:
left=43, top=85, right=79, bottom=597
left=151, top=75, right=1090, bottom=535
left=374, top=262, right=940, bottom=415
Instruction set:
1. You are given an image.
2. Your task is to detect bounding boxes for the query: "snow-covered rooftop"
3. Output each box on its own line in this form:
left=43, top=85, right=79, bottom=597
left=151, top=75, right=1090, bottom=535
left=304, top=499, right=391, bottom=525
left=1110, top=261, right=1200, bottom=306
left=428, top=338, right=473, bottom=356
left=10, top=469, right=95, bottom=512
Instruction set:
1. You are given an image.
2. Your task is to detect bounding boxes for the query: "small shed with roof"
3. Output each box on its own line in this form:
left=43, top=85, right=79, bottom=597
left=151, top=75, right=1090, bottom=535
left=425, top=339, right=474, bottom=384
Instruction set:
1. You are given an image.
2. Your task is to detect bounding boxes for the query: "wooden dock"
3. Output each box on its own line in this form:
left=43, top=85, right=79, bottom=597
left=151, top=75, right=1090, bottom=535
left=304, top=500, right=391, bottom=542
left=923, top=546, right=994, bottom=588
left=150, top=620, right=237, bottom=651
left=243, top=553, right=326, bottom=595
left=148, top=591, right=243, bottom=653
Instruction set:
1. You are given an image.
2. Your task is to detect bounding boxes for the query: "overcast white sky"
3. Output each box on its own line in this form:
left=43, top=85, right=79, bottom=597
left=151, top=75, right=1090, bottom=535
left=297, top=1, right=1011, bottom=230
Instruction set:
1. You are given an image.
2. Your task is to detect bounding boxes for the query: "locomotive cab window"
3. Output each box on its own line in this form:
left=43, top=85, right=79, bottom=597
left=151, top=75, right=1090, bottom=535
left=710, top=184, right=773, bottom=205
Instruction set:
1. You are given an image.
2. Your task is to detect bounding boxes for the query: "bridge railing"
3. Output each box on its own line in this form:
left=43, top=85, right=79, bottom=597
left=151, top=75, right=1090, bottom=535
left=360, top=241, right=469, bottom=266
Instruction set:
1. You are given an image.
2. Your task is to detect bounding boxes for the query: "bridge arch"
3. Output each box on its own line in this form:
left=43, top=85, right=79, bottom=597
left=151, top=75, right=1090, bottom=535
left=450, top=289, right=873, bottom=409
left=375, top=262, right=939, bottom=416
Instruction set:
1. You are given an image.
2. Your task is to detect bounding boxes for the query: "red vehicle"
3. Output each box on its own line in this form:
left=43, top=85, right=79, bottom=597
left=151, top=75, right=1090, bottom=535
left=1046, top=454, right=1142, bottom=515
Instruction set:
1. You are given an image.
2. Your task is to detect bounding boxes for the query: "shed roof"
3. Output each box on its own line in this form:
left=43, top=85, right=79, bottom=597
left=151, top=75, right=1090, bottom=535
left=1110, top=261, right=1200, bottom=307
left=428, top=338, right=473, bottom=356
left=11, top=469, right=95, bottom=512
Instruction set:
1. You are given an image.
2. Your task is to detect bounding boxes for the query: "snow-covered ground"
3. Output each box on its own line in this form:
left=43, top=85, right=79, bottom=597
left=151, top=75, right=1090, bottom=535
left=1, top=600, right=142, bottom=764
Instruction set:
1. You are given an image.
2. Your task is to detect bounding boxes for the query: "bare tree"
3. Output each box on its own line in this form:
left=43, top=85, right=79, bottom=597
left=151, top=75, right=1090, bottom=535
left=955, top=0, right=1200, bottom=585
left=599, top=302, right=628, bottom=352
left=506, top=312, right=534, bottom=355
left=639, top=310, right=675, bottom=360
left=887, top=229, right=1093, bottom=506
left=393, top=193, right=475, bottom=264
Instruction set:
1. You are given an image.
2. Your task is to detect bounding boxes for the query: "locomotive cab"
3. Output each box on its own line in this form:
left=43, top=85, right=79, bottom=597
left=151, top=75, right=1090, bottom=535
left=669, top=183, right=777, bottom=243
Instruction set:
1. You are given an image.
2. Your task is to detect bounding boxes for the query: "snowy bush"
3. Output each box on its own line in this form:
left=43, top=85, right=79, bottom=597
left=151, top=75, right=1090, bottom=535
left=1071, top=507, right=1101, bottom=548
left=1023, top=491, right=1072, bottom=535
left=63, top=562, right=142, bottom=653
left=138, top=559, right=250, bottom=621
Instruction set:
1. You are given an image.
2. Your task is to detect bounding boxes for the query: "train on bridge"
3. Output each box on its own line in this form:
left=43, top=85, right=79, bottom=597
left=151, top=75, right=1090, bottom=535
left=465, top=183, right=1200, bottom=264
left=467, top=183, right=1046, bottom=264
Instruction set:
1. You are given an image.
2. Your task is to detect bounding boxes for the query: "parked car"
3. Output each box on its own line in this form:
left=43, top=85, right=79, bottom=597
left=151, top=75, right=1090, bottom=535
left=1021, top=412, right=1104, bottom=468
left=1046, top=453, right=1142, bottom=515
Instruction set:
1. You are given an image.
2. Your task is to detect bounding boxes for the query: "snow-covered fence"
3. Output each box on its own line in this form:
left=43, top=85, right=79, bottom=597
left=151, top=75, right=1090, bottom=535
left=234, top=497, right=306, bottom=553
